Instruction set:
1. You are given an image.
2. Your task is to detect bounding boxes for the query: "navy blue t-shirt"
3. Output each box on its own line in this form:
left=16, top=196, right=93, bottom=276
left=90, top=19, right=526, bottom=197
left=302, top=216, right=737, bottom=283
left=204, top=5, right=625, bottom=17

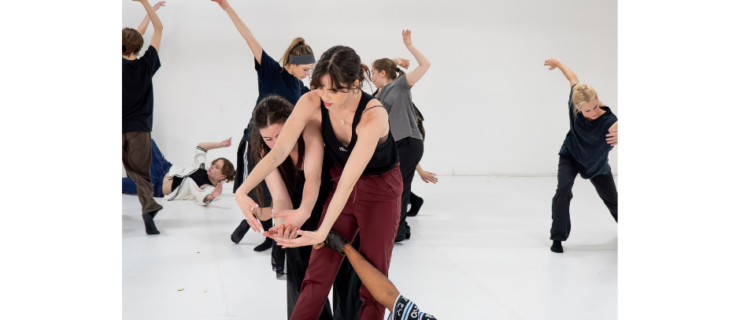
left=122, top=45, right=161, bottom=133
left=253, top=50, right=309, bottom=109
left=559, top=84, right=618, bottom=179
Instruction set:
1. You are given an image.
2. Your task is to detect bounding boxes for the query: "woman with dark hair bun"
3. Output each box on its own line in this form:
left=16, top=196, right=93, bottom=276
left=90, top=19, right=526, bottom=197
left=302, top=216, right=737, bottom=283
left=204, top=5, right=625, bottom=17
left=208, top=0, right=316, bottom=252
left=236, top=45, right=402, bottom=320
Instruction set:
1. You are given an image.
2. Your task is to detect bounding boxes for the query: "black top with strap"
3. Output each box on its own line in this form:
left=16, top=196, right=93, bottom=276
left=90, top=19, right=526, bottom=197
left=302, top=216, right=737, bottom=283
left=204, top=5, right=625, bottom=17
left=320, top=91, right=399, bottom=176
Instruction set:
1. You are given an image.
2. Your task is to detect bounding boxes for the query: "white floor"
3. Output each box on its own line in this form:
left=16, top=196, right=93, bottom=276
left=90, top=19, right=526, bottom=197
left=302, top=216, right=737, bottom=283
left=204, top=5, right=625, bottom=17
left=123, top=176, right=617, bottom=320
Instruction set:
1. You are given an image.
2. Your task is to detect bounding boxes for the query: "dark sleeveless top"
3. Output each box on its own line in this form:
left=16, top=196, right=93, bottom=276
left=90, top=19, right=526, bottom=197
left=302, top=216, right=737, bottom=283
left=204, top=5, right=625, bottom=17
left=320, top=91, right=399, bottom=176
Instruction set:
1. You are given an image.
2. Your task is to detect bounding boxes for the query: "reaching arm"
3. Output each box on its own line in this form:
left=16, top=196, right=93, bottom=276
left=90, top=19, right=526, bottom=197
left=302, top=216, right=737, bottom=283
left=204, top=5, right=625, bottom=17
left=401, top=30, right=431, bottom=87
left=392, top=57, right=410, bottom=69
left=212, top=0, right=264, bottom=64
left=135, top=0, right=163, bottom=52
left=544, top=57, right=579, bottom=87
left=272, top=120, right=324, bottom=228
left=136, top=1, right=165, bottom=35
left=197, top=137, right=231, bottom=151
left=236, top=93, right=318, bottom=229
left=606, top=121, right=618, bottom=146
left=342, top=243, right=399, bottom=311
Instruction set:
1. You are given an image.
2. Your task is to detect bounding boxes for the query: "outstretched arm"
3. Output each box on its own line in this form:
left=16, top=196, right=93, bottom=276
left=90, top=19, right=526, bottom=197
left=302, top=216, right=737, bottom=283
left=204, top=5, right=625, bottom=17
left=402, top=30, right=431, bottom=87
left=271, top=120, right=324, bottom=229
left=136, top=1, right=165, bottom=35
left=607, top=121, right=618, bottom=146
left=343, top=243, right=399, bottom=311
left=211, top=0, right=264, bottom=64
left=134, top=0, right=163, bottom=52
left=236, top=92, right=318, bottom=231
left=197, top=137, right=232, bottom=151
left=544, top=57, right=579, bottom=87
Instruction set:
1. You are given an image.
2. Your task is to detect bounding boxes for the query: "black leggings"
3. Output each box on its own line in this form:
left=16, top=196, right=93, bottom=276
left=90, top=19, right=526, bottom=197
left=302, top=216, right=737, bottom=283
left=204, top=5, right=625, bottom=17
left=550, top=155, right=618, bottom=241
left=395, top=137, right=424, bottom=241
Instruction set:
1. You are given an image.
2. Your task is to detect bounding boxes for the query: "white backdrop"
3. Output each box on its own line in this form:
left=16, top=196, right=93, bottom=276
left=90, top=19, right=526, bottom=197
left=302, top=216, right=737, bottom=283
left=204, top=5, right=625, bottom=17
left=122, top=0, right=617, bottom=177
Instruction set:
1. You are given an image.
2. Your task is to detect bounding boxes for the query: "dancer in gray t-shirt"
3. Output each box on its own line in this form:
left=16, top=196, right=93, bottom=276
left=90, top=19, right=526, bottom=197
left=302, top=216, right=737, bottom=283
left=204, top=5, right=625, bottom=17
left=370, top=30, right=432, bottom=242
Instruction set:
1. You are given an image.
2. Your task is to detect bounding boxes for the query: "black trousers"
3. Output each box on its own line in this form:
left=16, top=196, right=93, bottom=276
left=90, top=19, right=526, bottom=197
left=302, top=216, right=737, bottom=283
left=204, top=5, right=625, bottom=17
left=395, top=137, right=424, bottom=242
left=550, top=155, right=618, bottom=241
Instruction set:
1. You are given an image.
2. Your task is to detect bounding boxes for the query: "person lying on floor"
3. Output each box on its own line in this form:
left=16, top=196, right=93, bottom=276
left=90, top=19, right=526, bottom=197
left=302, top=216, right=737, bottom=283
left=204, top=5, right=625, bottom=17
left=267, top=226, right=438, bottom=320
left=122, top=138, right=235, bottom=205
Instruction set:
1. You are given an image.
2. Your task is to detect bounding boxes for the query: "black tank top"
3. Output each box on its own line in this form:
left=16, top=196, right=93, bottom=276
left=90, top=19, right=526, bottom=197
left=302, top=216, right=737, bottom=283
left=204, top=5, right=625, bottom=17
left=321, top=91, right=398, bottom=176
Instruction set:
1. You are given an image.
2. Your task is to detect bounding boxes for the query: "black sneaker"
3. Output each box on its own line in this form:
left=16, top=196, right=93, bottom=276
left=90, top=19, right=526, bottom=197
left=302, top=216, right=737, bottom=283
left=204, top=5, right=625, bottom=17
left=550, top=240, right=563, bottom=253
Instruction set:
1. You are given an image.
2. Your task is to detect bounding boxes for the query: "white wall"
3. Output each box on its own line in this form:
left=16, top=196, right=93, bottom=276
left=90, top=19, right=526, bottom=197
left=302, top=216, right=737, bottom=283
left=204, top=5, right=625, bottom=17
left=122, top=0, right=617, bottom=177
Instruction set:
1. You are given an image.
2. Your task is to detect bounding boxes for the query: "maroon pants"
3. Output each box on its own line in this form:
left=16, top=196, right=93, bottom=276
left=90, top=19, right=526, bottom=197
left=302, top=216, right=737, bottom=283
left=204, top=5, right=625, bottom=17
left=291, top=164, right=402, bottom=320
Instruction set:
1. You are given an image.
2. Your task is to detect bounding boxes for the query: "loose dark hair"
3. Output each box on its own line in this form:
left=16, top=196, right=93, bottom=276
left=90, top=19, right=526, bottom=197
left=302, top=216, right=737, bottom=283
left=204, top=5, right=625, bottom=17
left=249, top=95, right=305, bottom=207
left=372, top=58, right=405, bottom=82
left=122, top=28, right=144, bottom=56
left=280, top=37, right=313, bottom=68
left=212, top=158, right=235, bottom=183
left=310, top=46, right=371, bottom=92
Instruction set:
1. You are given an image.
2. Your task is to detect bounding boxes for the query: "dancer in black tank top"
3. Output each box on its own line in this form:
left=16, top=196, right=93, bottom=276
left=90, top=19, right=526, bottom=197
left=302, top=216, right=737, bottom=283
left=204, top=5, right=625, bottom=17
left=235, top=46, right=403, bottom=320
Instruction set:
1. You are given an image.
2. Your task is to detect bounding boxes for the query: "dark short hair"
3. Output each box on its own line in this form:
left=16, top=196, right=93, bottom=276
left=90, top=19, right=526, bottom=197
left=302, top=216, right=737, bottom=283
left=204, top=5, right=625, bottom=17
left=122, top=28, right=144, bottom=56
left=310, top=46, right=371, bottom=92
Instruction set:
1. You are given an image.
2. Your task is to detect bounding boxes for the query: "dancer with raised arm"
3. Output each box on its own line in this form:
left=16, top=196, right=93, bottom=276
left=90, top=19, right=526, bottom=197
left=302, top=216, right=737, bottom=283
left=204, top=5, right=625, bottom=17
left=209, top=0, right=316, bottom=252
left=237, top=45, right=402, bottom=320
left=370, top=30, right=431, bottom=242
left=544, top=57, right=619, bottom=253
left=122, top=0, right=165, bottom=235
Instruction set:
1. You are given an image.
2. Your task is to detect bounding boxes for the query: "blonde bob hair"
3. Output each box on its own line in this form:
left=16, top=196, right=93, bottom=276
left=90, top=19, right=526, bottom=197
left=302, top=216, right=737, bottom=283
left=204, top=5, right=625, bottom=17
left=572, top=84, right=604, bottom=114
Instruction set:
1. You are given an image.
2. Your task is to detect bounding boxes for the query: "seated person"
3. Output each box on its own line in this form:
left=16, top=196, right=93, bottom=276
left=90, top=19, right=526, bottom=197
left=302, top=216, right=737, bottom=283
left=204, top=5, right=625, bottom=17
left=122, top=138, right=235, bottom=205
left=271, top=227, right=438, bottom=320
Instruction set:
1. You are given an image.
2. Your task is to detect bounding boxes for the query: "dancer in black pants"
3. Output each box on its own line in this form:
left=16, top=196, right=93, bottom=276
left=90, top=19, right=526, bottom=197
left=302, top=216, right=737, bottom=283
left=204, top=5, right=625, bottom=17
left=544, top=57, right=619, bottom=253
left=407, top=103, right=438, bottom=217
left=209, top=0, right=316, bottom=251
left=371, top=30, right=431, bottom=242
left=242, top=96, right=361, bottom=320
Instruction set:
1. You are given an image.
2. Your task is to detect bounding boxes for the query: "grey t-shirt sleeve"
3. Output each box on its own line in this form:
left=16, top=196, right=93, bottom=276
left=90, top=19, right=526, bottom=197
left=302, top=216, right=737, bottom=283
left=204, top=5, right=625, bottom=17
left=397, top=74, right=412, bottom=90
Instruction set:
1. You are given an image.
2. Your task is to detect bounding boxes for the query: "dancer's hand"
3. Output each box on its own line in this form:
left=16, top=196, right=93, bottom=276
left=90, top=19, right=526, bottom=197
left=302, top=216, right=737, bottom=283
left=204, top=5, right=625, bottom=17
left=152, top=1, right=166, bottom=10
left=212, top=182, right=223, bottom=198
left=393, top=57, right=410, bottom=69
left=221, top=137, right=232, bottom=147
left=544, top=58, right=562, bottom=70
left=236, top=193, right=262, bottom=232
left=272, top=208, right=310, bottom=230
left=402, top=29, right=413, bottom=47
left=275, top=229, right=327, bottom=249
left=211, top=0, right=230, bottom=10
left=419, top=170, right=438, bottom=184
left=607, top=122, right=618, bottom=146
left=265, top=224, right=300, bottom=241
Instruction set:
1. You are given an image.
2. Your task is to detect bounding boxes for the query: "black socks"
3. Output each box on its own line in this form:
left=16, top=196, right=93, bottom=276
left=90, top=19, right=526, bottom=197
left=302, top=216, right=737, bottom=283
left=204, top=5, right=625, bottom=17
left=142, top=211, right=160, bottom=235
left=408, top=193, right=424, bottom=217
left=253, top=238, right=274, bottom=252
left=550, top=240, right=563, bottom=253
left=231, top=219, right=249, bottom=244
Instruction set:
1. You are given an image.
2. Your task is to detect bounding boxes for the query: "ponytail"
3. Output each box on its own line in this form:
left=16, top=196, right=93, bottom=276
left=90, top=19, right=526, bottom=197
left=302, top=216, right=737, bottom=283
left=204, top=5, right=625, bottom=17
left=280, top=37, right=313, bottom=68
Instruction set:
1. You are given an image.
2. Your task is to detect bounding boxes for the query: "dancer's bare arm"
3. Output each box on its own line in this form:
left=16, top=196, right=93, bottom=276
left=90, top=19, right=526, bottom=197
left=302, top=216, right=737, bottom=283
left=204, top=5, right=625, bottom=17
left=402, top=30, right=431, bottom=87
left=416, top=164, right=438, bottom=184
left=276, top=100, right=390, bottom=247
left=197, top=137, right=231, bottom=151
left=236, top=93, right=318, bottom=231
left=544, top=57, right=579, bottom=87
left=136, top=1, right=165, bottom=35
left=342, top=243, right=399, bottom=311
left=271, top=120, right=324, bottom=229
left=211, top=0, right=264, bottom=64
left=134, top=0, right=163, bottom=52
left=607, top=121, right=618, bottom=146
